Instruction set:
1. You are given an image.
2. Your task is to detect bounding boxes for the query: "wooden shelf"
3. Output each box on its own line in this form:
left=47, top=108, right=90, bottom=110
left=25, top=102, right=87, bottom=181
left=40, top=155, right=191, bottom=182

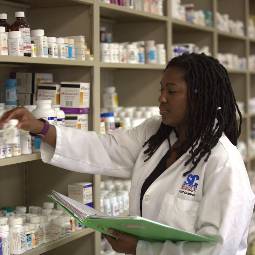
left=0, top=56, right=94, bottom=67
left=0, top=0, right=94, bottom=8
left=172, top=19, right=214, bottom=33
left=226, top=68, right=247, bottom=74
left=100, top=2, right=168, bottom=22
left=217, top=31, right=247, bottom=41
left=0, top=153, right=41, bottom=167
left=23, top=229, right=94, bottom=255
left=100, top=63, right=165, bottom=70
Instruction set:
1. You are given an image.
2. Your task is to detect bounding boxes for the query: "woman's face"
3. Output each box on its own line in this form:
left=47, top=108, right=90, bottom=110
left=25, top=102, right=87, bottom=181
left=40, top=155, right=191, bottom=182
left=159, top=67, right=188, bottom=129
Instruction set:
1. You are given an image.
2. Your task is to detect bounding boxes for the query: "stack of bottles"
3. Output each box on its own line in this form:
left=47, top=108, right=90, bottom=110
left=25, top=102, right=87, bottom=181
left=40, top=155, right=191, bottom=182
left=0, top=202, right=78, bottom=255
left=101, top=86, right=159, bottom=133
left=100, top=29, right=166, bottom=65
left=216, top=12, right=245, bottom=36
left=172, top=43, right=211, bottom=57
left=171, top=0, right=213, bottom=27
left=248, top=18, right=255, bottom=39
left=100, top=179, right=131, bottom=217
left=100, top=179, right=130, bottom=255
left=218, top=53, right=247, bottom=71
left=0, top=101, right=67, bottom=158
left=100, top=0, right=164, bottom=16
left=0, top=12, right=92, bottom=60
left=249, top=55, right=255, bottom=72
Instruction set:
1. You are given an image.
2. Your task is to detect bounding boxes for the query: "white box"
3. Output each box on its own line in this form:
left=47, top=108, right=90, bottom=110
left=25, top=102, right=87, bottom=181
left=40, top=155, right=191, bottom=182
left=64, top=113, right=88, bottom=131
left=37, top=83, right=60, bottom=105
left=68, top=182, right=93, bottom=206
left=60, top=82, right=90, bottom=109
left=16, top=72, right=33, bottom=93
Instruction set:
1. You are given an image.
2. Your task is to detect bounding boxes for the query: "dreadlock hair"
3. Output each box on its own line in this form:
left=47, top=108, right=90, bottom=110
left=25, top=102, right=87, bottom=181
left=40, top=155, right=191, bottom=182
left=143, top=53, right=242, bottom=176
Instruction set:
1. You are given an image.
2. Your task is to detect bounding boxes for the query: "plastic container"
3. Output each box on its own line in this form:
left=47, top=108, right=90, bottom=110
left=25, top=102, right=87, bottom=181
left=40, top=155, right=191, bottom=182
left=8, top=31, right=23, bottom=56
left=53, top=105, right=65, bottom=126
left=100, top=112, right=115, bottom=133
left=9, top=217, right=26, bottom=255
left=20, top=130, right=32, bottom=155
left=47, top=37, right=58, bottom=58
left=156, top=44, right=166, bottom=65
left=68, top=38, right=75, bottom=59
left=31, top=29, right=48, bottom=58
left=0, top=224, right=10, bottom=255
left=0, top=13, right=10, bottom=32
left=145, top=40, right=157, bottom=64
left=56, top=37, right=66, bottom=59
left=43, top=202, right=54, bottom=210
left=32, top=100, right=56, bottom=124
left=3, top=119, right=20, bottom=145
left=0, top=26, right=8, bottom=55
left=103, top=87, right=119, bottom=109
left=11, top=12, right=31, bottom=57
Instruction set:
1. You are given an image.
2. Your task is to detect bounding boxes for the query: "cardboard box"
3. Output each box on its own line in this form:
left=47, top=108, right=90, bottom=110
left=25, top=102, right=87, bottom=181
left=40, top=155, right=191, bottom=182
left=68, top=182, right=93, bottom=207
left=37, top=83, right=60, bottom=105
left=60, top=82, right=90, bottom=109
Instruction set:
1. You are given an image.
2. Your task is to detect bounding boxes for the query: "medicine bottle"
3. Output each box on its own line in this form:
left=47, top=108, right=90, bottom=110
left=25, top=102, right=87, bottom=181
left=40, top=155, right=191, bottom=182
left=103, top=87, right=119, bottom=109
left=0, top=13, right=10, bottom=32
left=100, top=112, right=116, bottom=133
left=47, top=37, right=58, bottom=58
left=9, top=217, right=26, bottom=255
left=156, top=44, right=166, bottom=65
left=5, top=74, right=17, bottom=106
left=3, top=119, right=20, bottom=146
left=0, top=224, right=10, bottom=255
left=24, top=224, right=32, bottom=250
left=0, top=27, right=8, bottom=55
left=145, top=40, right=157, bottom=64
left=53, top=105, right=65, bottom=126
left=56, top=38, right=66, bottom=59
left=8, top=31, right=23, bottom=56
left=32, top=100, right=56, bottom=124
left=20, top=130, right=32, bottom=155
left=68, top=38, right=75, bottom=59
left=11, top=12, right=31, bottom=57
left=31, top=29, right=48, bottom=58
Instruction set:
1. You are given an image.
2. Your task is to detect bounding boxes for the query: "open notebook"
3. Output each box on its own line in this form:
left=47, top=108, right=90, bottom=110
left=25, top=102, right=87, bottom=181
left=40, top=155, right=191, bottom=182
left=49, top=190, right=217, bottom=243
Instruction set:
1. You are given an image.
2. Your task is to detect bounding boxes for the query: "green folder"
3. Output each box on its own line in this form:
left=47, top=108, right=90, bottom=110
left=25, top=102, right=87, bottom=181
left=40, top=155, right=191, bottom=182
left=49, top=191, right=217, bottom=243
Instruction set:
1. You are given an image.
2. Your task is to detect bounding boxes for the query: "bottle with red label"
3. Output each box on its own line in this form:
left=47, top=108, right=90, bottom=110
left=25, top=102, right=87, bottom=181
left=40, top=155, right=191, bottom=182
left=11, top=11, right=31, bottom=56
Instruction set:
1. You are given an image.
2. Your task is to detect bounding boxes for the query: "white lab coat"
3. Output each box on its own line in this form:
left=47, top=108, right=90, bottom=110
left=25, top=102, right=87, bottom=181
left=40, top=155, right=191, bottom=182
left=41, top=117, right=255, bottom=255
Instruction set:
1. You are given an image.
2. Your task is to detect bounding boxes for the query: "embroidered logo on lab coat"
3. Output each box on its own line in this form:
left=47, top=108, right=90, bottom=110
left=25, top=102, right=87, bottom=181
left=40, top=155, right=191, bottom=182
left=179, top=174, right=200, bottom=197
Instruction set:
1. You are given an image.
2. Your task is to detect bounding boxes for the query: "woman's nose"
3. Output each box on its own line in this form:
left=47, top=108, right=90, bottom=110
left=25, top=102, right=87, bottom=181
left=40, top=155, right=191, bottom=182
left=159, top=91, right=167, bottom=103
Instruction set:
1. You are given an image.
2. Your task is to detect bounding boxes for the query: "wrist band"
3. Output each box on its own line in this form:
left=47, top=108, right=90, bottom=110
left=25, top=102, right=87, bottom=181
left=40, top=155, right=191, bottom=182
left=30, top=118, right=50, bottom=138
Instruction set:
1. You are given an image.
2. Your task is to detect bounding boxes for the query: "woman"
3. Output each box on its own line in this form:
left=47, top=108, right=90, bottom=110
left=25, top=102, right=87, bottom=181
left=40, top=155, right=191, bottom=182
left=1, top=53, right=254, bottom=255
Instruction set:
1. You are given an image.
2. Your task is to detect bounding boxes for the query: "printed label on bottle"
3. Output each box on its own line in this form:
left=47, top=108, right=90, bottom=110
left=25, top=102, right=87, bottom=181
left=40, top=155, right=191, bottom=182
left=20, top=27, right=31, bottom=55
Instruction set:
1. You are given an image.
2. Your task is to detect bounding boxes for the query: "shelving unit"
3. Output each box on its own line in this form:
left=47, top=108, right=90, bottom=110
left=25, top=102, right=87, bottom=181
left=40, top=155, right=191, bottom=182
left=0, top=0, right=254, bottom=255
left=23, top=229, right=95, bottom=255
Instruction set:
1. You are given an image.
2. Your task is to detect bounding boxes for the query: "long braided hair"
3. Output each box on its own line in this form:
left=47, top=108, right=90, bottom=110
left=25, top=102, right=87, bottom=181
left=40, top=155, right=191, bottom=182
left=143, top=53, right=242, bottom=176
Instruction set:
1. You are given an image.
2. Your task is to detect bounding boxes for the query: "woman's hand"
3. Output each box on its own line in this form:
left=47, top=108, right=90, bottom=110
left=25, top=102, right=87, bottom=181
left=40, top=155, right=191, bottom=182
left=0, top=107, right=43, bottom=133
left=104, top=229, right=138, bottom=254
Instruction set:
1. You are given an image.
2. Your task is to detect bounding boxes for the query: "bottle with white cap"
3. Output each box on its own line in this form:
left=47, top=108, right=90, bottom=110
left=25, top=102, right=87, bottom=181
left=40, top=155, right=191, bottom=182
left=31, top=29, right=48, bottom=58
left=43, top=202, right=54, bottom=210
left=0, top=26, right=8, bottom=55
left=11, top=12, right=31, bottom=57
left=0, top=223, right=10, bottom=255
left=0, top=13, right=10, bottom=32
left=8, top=31, right=23, bottom=56
left=47, top=37, right=58, bottom=58
left=56, top=37, right=66, bottom=59
left=103, top=86, right=119, bottom=109
left=32, top=100, right=56, bottom=124
left=9, top=217, right=26, bottom=254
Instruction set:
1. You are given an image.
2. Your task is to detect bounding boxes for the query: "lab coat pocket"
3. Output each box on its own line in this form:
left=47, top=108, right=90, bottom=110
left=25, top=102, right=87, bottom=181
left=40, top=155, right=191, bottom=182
left=158, top=193, right=200, bottom=233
